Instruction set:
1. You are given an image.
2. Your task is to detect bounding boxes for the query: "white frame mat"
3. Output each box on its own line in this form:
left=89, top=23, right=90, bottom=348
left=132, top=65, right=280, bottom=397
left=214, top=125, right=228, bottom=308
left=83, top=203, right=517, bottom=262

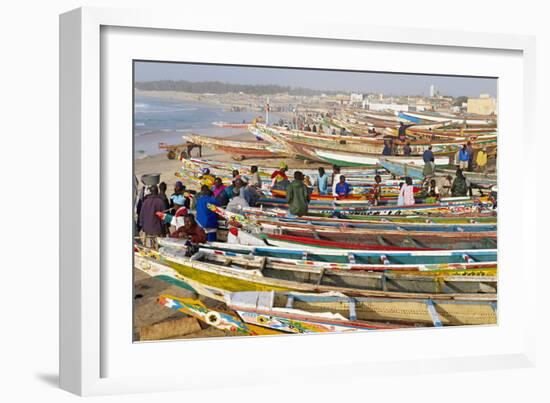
left=60, top=7, right=537, bottom=396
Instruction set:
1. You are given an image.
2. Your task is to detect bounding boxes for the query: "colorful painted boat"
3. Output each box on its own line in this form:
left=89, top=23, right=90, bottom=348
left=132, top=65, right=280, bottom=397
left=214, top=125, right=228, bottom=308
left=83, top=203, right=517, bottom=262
left=259, top=222, right=496, bottom=250
left=242, top=206, right=497, bottom=224
left=156, top=237, right=498, bottom=265
left=255, top=197, right=493, bottom=216
left=158, top=294, right=254, bottom=335
left=226, top=290, right=496, bottom=328
left=182, top=134, right=288, bottom=159
left=380, top=158, right=498, bottom=186
left=312, top=149, right=452, bottom=167
left=212, top=121, right=249, bottom=129
left=153, top=238, right=497, bottom=272
left=225, top=291, right=409, bottom=332
left=251, top=215, right=497, bottom=233
left=135, top=251, right=497, bottom=301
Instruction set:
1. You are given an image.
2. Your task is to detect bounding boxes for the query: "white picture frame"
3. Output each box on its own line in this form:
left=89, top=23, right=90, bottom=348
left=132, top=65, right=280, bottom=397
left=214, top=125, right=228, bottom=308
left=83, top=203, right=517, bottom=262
left=60, top=6, right=538, bottom=396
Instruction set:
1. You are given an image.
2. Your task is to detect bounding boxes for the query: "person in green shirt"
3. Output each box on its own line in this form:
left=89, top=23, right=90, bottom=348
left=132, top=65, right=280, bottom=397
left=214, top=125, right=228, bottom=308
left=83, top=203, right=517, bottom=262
left=451, top=168, right=468, bottom=197
left=286, top=171, right=310, bottom=217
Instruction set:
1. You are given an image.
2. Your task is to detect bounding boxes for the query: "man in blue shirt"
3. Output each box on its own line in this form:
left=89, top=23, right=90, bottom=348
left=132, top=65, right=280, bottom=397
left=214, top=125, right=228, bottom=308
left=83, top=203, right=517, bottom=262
left=458, top=144, right=470, bottom=170
left=335, top=175, right=352, bottom=197
left=422, top=146, right=434, bottom=163
left=195, top=185, right=220, bottom=242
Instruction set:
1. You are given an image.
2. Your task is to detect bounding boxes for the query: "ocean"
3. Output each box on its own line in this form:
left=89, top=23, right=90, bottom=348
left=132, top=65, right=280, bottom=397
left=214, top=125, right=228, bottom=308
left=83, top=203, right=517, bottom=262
left=133, top=95, right=280, bottom=156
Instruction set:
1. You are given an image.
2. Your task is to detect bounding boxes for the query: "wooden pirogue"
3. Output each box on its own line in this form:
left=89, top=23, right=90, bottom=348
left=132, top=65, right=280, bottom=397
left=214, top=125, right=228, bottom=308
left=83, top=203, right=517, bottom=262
left=254, top=197, right=493, bottom=215
left=161, top=293, right=409, bottom=334
left=182, top=134, right=289, bottom=159
left=258, top=221, right=496, bottom=250
left=242, top=207, right=497, bottom=224
left=134, top=255, right=496, bottom=326
left=226, top=291, right=497, bottom=328
left=147, top=242, right=497, bottom=296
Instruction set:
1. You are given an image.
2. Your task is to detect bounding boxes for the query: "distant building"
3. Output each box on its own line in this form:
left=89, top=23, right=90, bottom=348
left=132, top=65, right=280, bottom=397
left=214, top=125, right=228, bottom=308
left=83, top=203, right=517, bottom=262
left=429, top=85, right=436, bottom=97
left=350, top=93, right=364, bottom=103
left=467, top=95, right=497, bottom=115
left=366, top=102, right=409, bottom=112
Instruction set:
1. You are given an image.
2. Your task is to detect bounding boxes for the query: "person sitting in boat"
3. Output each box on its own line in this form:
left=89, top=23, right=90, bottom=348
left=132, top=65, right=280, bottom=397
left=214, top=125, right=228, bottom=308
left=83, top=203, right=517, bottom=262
left=426, top=179, right=440, bottom=203
left=286, top=171, right=310, bottom=217
left=169, top=181, right=190, bottom=212
left=271, top=162, right=290, bottom=190
left=403, top=142, right=412, bottom=156
left=169, top=213, right=207, bottom=244
left=335, top=175, right=352, bottom=197
left=249, top=165, right=262, bottom=189
left=316, top=167, right=328, bottom=195
left=199, top=168, right=216, bottom=188
left=451, top=168, right=468, bottom=197
left=211, top=177, right=227, bottom=198
left=397, top=177, right=415, bottom=206
left=195, top=186, right=220, bottom=242
left=372, top=174, right=382, bottom=206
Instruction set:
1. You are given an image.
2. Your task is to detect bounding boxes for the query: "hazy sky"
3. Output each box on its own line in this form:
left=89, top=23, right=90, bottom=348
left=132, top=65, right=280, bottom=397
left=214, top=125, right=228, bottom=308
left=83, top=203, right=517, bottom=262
left=134, top=61, right=497, bottom=98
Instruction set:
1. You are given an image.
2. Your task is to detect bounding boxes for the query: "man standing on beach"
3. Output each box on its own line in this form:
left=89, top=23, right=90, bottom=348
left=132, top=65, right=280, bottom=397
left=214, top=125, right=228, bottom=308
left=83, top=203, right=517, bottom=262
left=195, top=186, right=220, bottom=242
left=458, top=145, right=470, bottom=170
left=286, top=171, right=310, bottom=217
left=422, top=146, right=434, bottom=164
left=139, top=185, right=166, bottom=249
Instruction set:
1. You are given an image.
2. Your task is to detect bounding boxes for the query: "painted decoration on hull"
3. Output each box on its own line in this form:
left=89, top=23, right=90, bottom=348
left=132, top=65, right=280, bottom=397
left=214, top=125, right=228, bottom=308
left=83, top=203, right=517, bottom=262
left=159, top=295, right=253, bottom=335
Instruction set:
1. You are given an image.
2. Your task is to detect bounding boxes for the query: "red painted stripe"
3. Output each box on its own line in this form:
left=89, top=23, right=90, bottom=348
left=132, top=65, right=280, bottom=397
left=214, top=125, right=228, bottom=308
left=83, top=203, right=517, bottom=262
left=268, top=233, right=436, bottom=251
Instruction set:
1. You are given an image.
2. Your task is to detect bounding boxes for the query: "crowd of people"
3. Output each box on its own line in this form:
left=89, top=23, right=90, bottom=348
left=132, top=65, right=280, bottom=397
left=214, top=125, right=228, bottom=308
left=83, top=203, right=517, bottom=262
left=135, top=144, right=487, bottom=249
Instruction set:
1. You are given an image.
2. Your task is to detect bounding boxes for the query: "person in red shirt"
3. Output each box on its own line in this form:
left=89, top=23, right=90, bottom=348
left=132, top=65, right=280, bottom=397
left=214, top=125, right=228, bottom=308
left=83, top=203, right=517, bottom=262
left=271, top=163, right=289, bottom=190
left=170, top=214, right=207, bottom=244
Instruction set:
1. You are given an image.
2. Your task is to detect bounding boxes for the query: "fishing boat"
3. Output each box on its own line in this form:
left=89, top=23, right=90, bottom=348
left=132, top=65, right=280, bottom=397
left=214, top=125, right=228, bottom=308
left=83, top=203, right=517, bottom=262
left=135, top=248, right=498, bottom=300
left=226, top=291, right=497, bottom=327
left=311, top=149, right=452, bottom=167
left=255, top=197, right=492, bottom=216
left=256, top=220, right=496, bottom=250
left=158, top=294, right=255, bottom=335
left=157, top=237, right=497, bottom=265
left=225, top=291, right=410, bottom=332
left=380, top=158, right=498, bottom=186
left=251, top=214, right=496, bottom=232
left=182, top=134, right=288, bottom=159
left=212, top=121, right=250, bottom=129
left=154, top=238, right=497, bottom=273
left=242, top=206, right=497, bottom=225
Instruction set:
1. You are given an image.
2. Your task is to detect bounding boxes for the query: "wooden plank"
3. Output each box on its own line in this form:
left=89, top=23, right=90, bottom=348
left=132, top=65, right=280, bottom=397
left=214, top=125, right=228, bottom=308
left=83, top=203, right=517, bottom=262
left=258, top=256, right=267, bottom=273
left=286, top=295, right=295, bottom=309
left=349, top=298, right=357, bottom=320
left=425, top=299, right=443, bottom=327
left=316, top=268, right=326, bottom=285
